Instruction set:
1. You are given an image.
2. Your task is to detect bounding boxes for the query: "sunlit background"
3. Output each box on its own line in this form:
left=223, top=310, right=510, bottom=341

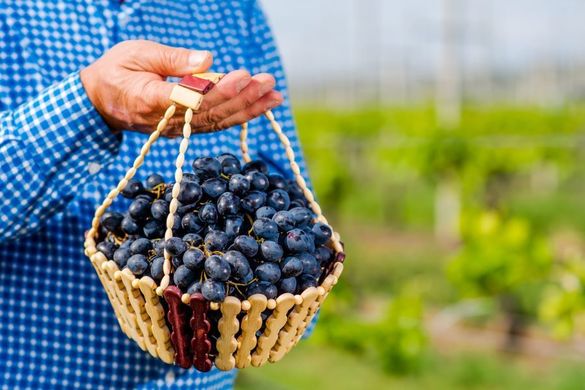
left=238, top=1, right=585, bottom=389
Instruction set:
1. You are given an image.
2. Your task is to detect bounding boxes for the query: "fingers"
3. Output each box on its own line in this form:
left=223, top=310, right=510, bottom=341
left=195, top=90, right=283, bottom=133
left=121, top=40, right=213, bottom=76
left=140, top=70, right=283, bottom=138
left=193, top=73, right=278, bottom=130
left=198, top=70, right=252, bottom=109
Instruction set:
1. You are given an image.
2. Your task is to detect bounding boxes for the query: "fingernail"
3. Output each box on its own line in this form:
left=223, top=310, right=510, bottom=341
left=189, top=51, right=210, bottom=67
left=236, top=76, right=251, bottom=93
left=259, top=83, right=273, bottom=97
left=267, top=99, right=281, bottom=110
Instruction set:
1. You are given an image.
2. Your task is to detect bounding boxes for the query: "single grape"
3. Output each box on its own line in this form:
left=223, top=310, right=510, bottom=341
left=193, top=157, right=221, bottom=179
left=278, top=277, right=297, bottom=294
left=260, top=241, right=284, bottom=262
left=202, top=178, right=227, bottom=199
left=289, top=199, right=307, bottom=209
left=287, top=180, right=305, bottom=200
left=312, top=222, right=333, bottom=245
left=119, top=238, right=133, bottom=250
left=314, top=246, right=333, bottom=264
left=97, top=241, right=117, bottom=259
left=165, top=237, right=187, bottom=257
left=281, top=256, right=304, bottom=277
left=252, top=218, right=279, bottom=241
left=256, top=206, right=276, bottom=219
left=228, top=174, right=250, bottom=195
left=127, top=254, right=149, bottom=276
left=268, top=174, right=287, bottom=190
left=246, top=171, right=269, bottom=191
left=232, top=235, right=259, bottom=258
left=164, top=187, right=173, bottom=202
left=217, top=192, right=240, bottom=216
left=113, top=247, right=131, bottom=268
left=146, top=173, right=165, bottom=189
left=143, top=220, right=165, bottom=239
left=128, top=198, right=151, bottom=220
left=267, top=189, right=290, bottom=211
left=187, top=281, right=202, bottom=295
left=121, top=178, right=144, bottom=199
left=223, top=250, right=251, bottom=280
left=297, top=273, right=318, bottom=291
left=182, top=173, right=199, bottom=183
left=272, top=210, right=295, bottom=231
left=152, top=239, right=165, bottom=256
left=150, top=199, right=169, bottom=221
left=204, top=255, right=231, bottom=282
left=178, top=181, right=202, bottom=204
left=204, top=230, right=230, bottom=251
left=181, top=212, right=204, bottom=233
left=224, top=216, right=244, bottom=238
left=298, top=252, right=320, bottom=276
left=135, top=193, right=155, bottom=202
left=100, top=212, right=124, bottom=233
left=289, top=207, right=313, bottom=228
left=120, top=215, right=142, bottom=234
left=201, top=280, right=226, bottom=302
left=171, top=255, right=182, bottom=268
left=199, top=203, right=218, bottom=224
left=255, top=262, right=281, bottom=284
left=242, top=160, right=268, bottom=175
left=173, top=265, right=196, bottom=290
left=247, top=281, right=277, bottom=299
left=241, top=191, right=267, bottom=213
left=182, top=233, right=203, bottom=247
left=183, top=248, right=205, bottom=270
left=218, top=153, right=241, bottom=176
left=285, top=228, right=314, bottom=253
left=150, top=256, right=164, bottom=282
left=130, top=238, right=152, bottom=255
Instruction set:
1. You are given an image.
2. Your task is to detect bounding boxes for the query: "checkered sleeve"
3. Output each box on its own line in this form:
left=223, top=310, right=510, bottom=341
left=0, top=72, right=121, bottom=240
left=247, top=0, right=320, bottom=339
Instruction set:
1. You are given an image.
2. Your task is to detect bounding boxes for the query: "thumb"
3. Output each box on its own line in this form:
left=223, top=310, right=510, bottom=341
left=137, top=41, right=213, bottom=77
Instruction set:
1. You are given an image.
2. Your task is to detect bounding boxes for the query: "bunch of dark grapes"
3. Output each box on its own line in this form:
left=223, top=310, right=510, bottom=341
left=95, top=153, right=335, bottom=302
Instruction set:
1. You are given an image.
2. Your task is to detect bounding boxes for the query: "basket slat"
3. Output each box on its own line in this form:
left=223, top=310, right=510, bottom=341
left=235, top=295, right=267, bottom=369
left=120, top=269, right=158, bottom=358
left=189, top=294, right=213, bottom=372
left=137, top=277, right=174, bottom=364
left=89, top=252, right=129, bottom=335
left=215, top=297, right=241, bottom=371
left=269, top=287, right=319, bottom=363
left=103, top=261, right=146, bottom=350
left=164, top=286, right=193, bottom=369
left=251, top=293, right=296, bottom=367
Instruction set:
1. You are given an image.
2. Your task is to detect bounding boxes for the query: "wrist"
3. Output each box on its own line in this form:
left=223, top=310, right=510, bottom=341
left=80, top=66, right=121, bottom=134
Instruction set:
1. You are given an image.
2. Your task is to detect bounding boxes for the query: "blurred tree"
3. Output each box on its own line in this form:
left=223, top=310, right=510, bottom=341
left=447, top=211, right=552, bottom=350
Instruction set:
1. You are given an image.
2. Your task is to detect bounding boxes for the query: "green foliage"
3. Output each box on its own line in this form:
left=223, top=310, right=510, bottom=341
left=540, top=256, right=585, bottom=339
left=294, top=105, right=585, bottom=224
left=447, top=211, right=552, bottom=298
left=314, top=284, right=426, bottom=375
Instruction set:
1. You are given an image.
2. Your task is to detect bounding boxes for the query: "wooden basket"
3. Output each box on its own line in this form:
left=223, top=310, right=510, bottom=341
left=83, top=73, right=345, bottom=371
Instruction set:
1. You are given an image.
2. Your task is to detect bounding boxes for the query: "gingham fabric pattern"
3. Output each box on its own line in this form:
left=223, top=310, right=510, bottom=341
left=0, top=1, right=316, bottom=388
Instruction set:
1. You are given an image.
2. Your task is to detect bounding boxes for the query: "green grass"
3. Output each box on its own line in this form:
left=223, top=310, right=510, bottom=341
left=236, top=341, right=585, bottom=390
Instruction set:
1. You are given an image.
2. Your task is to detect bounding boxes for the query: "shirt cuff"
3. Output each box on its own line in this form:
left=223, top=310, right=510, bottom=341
left=3, top=72, right=121, bottom=175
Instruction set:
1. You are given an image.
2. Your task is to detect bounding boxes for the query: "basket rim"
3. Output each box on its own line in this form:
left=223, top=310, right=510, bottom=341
left=85, top=233, right=345, bottom=308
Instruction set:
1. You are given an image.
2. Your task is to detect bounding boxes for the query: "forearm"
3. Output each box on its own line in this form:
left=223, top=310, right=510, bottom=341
left=0, top=72, right=121, bottom=240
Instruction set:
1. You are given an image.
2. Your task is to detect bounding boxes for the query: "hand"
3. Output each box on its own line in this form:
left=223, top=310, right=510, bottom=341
left=80, top=40, right=283, bottom=137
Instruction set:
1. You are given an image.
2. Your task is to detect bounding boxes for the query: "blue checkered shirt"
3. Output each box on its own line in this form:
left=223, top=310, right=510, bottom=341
left=0, top=1, right=315, bottom=388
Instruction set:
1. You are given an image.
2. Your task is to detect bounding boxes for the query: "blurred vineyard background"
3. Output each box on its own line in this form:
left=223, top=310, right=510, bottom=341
left=240, top=0, right=585, bottom=388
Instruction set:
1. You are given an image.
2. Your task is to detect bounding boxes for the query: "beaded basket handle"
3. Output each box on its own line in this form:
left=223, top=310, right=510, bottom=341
left=88, top=72, right=343, bottom=297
